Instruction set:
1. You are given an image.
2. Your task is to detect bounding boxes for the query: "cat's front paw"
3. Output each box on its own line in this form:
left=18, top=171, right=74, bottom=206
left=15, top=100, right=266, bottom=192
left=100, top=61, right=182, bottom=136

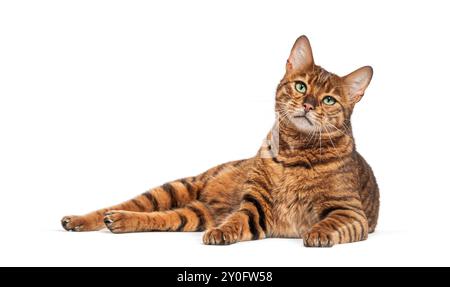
left=104, top=210, right=137, bottom=233
left=203, top=226, right=240, bottom=245
left=303, top=229, right=335, bottom=247
left=61, top=215, right=90, bottom=232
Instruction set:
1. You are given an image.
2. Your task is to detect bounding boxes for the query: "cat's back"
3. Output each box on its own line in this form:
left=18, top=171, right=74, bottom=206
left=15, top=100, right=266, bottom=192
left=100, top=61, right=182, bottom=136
left=354, top=152, right=380, bottom=232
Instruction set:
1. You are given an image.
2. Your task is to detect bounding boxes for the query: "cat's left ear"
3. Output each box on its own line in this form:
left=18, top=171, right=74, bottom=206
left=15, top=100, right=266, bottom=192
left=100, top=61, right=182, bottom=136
left=343, top=66, right=373, bottom=103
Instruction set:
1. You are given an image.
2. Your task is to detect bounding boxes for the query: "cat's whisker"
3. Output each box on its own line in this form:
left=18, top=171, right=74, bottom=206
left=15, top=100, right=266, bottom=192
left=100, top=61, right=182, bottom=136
left=341, top=121, right=352, bottom=134
left=326, top=121, right=350, bottom=138
left=319, top=128, right=323, bottom=158
left=276, top=106, right=291, bottom=124
left=323, top=124, right=345, bottom=164
left=279, top=111, right=292, bottom=126
left=305, top=125, right=318, bottom=147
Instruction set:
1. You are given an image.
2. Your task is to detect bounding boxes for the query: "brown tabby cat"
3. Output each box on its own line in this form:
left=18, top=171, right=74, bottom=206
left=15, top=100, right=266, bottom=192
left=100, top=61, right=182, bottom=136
left=61, top=35, right=379, bottom=247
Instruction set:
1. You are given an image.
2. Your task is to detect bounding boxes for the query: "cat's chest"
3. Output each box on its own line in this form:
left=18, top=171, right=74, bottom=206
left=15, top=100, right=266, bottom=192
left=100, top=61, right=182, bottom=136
left=269, top=169, right=321, bottom=238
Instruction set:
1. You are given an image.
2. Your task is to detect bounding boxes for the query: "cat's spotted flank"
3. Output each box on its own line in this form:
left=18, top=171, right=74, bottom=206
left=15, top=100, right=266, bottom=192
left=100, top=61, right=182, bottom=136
left=62, top=36, right=379, bottom=247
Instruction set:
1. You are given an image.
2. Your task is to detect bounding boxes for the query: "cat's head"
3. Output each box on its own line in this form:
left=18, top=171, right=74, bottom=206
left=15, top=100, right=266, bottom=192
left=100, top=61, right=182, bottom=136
left=276, top=35, right=372, bottom=137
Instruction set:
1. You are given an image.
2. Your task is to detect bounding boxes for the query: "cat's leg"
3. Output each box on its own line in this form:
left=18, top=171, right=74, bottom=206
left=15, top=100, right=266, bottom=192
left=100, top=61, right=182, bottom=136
left=61, top=177, right=200, bottom=232
left=203, top=185, right=273, bottom=245
left=103, top=201, right=214, bottom=233
left=303, top=204, right=369, bottom=247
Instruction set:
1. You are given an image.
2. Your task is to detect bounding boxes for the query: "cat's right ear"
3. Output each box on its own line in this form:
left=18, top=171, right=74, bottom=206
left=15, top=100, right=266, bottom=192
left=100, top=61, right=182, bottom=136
left=286, top=35, right=315, bottom=73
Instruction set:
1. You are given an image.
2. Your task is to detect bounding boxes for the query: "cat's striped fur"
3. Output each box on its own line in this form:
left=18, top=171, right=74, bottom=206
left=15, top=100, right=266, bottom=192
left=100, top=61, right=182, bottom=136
left=62, top=35, right=379, bottom=247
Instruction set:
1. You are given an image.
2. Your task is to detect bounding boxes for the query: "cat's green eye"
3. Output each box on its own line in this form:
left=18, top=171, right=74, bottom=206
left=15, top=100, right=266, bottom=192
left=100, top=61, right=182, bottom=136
left=323, top=96, right=337, bottom=105
left=294, top=81, right=307, bottom=94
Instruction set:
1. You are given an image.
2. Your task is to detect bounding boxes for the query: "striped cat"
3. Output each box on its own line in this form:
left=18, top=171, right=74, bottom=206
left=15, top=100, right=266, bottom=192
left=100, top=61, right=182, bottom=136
left=62, top=35, right=379, bottom=247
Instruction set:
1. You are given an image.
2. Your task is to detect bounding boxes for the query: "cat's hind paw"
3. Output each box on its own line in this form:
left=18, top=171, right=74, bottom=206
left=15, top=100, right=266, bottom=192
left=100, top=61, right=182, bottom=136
left=61, top=215, right=87, bottom=232
left=104, top=210, right=138, bottom=233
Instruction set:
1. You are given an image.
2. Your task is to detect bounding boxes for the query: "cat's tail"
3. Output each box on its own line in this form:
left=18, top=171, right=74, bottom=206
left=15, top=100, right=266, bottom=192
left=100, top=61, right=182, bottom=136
left=134, top=177, right=201, bottom=211
left=133, top=159, right=250, bottom=210
left=131, top=159, right=245, bottom=212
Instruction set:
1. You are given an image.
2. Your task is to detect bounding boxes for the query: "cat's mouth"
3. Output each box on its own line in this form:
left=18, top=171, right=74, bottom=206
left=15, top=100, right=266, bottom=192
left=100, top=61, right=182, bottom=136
left=293, top=115, right=314, bottom=126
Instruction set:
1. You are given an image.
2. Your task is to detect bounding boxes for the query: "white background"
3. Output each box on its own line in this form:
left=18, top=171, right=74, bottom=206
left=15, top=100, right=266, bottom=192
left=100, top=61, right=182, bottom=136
left=1, top=0, right=449, bottom=267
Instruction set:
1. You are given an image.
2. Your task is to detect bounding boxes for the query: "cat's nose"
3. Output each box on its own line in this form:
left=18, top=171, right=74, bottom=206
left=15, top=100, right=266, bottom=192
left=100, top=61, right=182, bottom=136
left=303, top=103, right=314, bottom=112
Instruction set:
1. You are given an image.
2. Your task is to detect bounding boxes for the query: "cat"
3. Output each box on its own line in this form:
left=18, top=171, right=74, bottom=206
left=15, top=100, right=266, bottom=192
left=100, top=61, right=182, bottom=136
left=61, top=35, right=379, bottom=247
